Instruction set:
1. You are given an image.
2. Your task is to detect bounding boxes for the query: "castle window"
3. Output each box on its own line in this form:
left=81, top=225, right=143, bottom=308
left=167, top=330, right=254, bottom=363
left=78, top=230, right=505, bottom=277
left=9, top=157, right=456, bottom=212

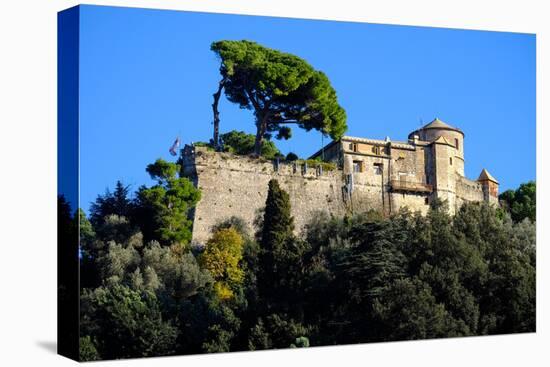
left=450, top=157, right=453, bottom=165
left=455, top=138, right=459, bottom=149
left=372, top=146, right=381, bottom=155
left=425, top=197, right=429, bottom=205
left=374, top=163, right=383, bottom=175
left=353, top=160, right=363, bottom=173
left=349, top=143, right=358, bottom=152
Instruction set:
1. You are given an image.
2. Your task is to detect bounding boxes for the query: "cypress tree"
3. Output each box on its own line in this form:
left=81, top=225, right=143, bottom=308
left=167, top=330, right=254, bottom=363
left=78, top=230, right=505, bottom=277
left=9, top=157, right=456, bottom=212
left=258, top=179, right=303, bottom=312
left=261, top=179, right=294, bottom=254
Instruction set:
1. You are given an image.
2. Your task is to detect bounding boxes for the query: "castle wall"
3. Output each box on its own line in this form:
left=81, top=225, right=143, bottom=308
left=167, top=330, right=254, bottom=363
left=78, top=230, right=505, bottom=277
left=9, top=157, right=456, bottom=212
left=455, top=175, right=485, bottom=209
left=182, top=123, right=498, bottom=243
left=347, top=155, right=387, bottom=214
left=386, top=146, right=430, bottom=214
left=390, top=146, right=427, bottom=184
left=182, top=148, right=350, bottom=244
left=391, top=192, right=430, bottom=215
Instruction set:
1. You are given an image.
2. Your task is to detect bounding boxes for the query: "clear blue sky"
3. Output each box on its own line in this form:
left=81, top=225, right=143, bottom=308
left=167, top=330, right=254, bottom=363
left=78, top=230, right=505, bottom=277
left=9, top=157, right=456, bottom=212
left=78, top=5, right=535, bottom=213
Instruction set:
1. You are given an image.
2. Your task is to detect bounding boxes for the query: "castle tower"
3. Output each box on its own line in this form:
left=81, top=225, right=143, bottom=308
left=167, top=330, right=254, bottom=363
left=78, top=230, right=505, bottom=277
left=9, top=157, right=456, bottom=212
left=430, top=135, right=458, bottom=213
left=478, top=168, right=499, bottom=205
left=409, top=118, right=465, bottom=176
left=409, top=118, right=465, bottom=214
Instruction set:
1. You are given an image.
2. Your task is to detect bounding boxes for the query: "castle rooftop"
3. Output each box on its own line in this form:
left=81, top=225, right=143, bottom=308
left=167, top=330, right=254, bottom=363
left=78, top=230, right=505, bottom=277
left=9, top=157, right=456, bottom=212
left=478, top=168, right=499, bottom=183
left=408, top=118, right=464, bottom=139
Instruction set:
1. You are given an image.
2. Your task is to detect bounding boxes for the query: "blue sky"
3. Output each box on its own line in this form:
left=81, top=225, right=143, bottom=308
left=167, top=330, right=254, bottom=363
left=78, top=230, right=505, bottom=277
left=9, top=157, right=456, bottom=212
left=78, top=5, right=535, bottom=213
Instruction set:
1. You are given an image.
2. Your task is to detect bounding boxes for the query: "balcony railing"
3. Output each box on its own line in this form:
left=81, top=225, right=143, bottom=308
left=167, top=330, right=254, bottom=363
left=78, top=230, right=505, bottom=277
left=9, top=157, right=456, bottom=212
left=390, top=180, right=433, bottom=193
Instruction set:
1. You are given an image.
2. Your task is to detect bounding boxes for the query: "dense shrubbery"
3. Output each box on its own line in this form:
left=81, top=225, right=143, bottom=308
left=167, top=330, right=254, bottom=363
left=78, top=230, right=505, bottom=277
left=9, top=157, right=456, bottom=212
left=71, top=167, right=536, bottom=360
left=499, top=181, right=536, bottom=223
left=220, top=130, right=282, bottom=159
left=194, top=130, right=282, bottom=159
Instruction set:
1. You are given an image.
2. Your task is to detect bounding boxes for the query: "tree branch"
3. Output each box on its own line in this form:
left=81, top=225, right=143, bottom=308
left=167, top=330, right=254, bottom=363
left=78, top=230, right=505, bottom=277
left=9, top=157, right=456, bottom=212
left=273, top=120, right=300, bottom=124
left=245, top=88, right=261, bottom=112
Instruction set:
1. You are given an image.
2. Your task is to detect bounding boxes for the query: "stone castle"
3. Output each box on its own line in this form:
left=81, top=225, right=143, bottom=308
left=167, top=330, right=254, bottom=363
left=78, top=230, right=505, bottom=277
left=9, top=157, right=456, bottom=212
left=181, top=118, right=499, bottom=244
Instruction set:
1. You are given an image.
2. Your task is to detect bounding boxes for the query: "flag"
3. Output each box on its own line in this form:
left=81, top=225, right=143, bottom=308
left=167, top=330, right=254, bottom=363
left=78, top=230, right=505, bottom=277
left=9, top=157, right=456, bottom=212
left=169, top=137, right=180, bottom=156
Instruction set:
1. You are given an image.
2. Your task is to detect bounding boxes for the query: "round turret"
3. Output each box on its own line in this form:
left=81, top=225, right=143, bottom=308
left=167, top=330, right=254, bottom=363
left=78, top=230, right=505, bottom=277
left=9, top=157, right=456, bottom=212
left=409, top=118, right=464, bottom=175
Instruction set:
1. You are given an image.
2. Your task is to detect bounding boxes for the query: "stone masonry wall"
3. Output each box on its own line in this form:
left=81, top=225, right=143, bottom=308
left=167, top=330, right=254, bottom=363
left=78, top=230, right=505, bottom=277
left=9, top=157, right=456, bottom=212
left=182, top=148, right=349, bottom=244
left=182, top=144, right=494, bottom=244
left=455, top=175, right=485, bottom=207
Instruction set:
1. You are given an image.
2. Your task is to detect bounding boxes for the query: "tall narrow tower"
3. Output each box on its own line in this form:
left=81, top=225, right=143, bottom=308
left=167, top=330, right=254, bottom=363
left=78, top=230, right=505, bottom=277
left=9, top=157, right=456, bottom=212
left=409, top=118, right=465, bottom=176
left=409, top=118, right=465, bottom=213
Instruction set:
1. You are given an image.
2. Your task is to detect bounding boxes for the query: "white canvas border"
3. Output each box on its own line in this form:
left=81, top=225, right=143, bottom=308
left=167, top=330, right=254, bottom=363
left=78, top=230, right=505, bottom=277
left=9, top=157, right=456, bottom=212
left=0, top=1, right=546, bottom=366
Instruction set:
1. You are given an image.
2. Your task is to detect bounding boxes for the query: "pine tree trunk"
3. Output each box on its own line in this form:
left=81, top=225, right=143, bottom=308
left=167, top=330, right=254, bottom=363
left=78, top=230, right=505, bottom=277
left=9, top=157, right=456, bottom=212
left=211, top=78, right=225, bottom=150
left=254, top=115, right=268, bottom=157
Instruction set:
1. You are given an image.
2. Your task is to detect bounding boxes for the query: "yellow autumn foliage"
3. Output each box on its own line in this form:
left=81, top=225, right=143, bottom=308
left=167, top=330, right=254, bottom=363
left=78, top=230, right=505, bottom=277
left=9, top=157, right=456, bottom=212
left=199, top=228, right=245, bottom=299
left=214, top=282, right=234, bottom=300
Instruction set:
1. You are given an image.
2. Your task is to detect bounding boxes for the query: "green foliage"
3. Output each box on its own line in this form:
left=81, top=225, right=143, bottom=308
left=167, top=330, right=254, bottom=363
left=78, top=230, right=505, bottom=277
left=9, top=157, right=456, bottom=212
left=176, top=288, right=241, bottom=354
left=290, top=336, right=310, bottom=348
left=247, top=319, right=271, bottom=350
left=248, top=315, right=309, bottom=350
left=135, top=159, right=201, bottom=246
left=260, top=179, right=295, bottom=248
left=140, top=242, right=212, bottom=301
left=202, top=324, right=234, bottom=353
left=258, top=180, right=295, bottom=302
left=89, top=180, right=133, bottom=227
left=79, top=336, right=100, bottom=361
left=372, top=277, right=466, bottom=340
left=341, top=218, right=407, bottom=298
left=285, top=152, right=299, bottom=161
left=499, top=181, right=536, bottom=222
left=211, top=40, right=347, bottom=155
left=80, top=284, right=177, bottom=359
left=146, top=158, right=180, bottom=183
left=79, top=209, right=101, bottom=289
left=255, top=179, right=312, bottom=334
left=297, top=201, right=535, bottom=344
left=220, top=130, right=281, bottom=159
left=79, top=172, right=536, bottom=359
left=88, top=167, right=201, bottom=248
